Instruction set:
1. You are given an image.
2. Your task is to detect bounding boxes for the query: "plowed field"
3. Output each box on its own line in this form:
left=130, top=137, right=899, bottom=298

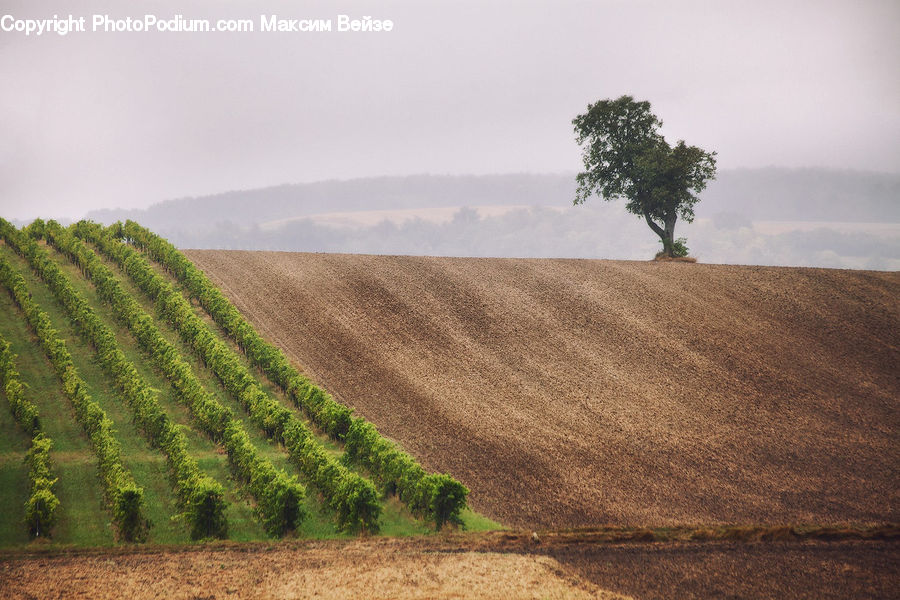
left=184, top=251, right=899, bottom=529
left=4, top=534, right=897, bottom=600
left=0, top=537, right=627, bottom=600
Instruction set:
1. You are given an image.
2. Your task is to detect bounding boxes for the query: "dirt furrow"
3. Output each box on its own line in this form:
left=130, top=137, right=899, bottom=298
left=184, top=251, right=900, bottom=529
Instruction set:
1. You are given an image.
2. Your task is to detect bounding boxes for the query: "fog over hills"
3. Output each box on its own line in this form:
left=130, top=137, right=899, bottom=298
left=86, top=168, right=900, bottom=270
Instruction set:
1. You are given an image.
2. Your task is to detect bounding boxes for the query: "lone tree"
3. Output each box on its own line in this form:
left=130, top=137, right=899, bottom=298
left=573, top=95, right=716, bottom=258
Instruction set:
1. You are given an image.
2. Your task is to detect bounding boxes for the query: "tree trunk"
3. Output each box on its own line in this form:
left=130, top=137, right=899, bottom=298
left=662, top=213, right=678, bottom=257
left=643, top=212, right=678, bottom=257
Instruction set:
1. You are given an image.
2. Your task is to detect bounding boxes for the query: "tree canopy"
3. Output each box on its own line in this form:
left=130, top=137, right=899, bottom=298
left=573, top=95, right=716, bottom=258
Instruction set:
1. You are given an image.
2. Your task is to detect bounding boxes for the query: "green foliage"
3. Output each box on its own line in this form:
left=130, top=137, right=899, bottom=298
left=573, top=96, right=664, bottom=206
left=343, top=417, right=469, bottom=527
left=283, top=421, right=380, bottom=533
left=0, top=338, right=41, bottom=436
left=114, top=484, right=149, bottom=542
left=425, top=473, right=469, bottom=531
left=114, top=220, right=469, bottom=529
left=73, top=221, right=382, bottom=533
left=22, top=432, right=59, bottom=538
left=222, top=420, right=305, bottom=535
left=24, top=487, right=59, bottom=538
left=664, top=237, right=690, bottom=258
left=573, top=95, right=716, bottom=257
left=0, top=237, right=147, bottom=541
left=48, top=217, right=303, bottom=536
left=1, top=219, right=229, bottom=540
left=186, top=477, right=230, bottom=540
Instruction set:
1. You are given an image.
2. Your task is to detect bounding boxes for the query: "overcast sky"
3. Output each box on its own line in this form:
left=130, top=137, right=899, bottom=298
left=1, top=0, right=898, bottom=220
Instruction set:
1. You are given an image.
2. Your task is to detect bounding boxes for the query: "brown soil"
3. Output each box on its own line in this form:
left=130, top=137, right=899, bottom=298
left=184, top=251, right=900, bottom=530
left=3, top=534, right=896, bottom=599
left=652, top=254, right=697, bottom=262
left=0, top=536, right=626, bottom=600
left=547, top=538, right=900, bottom=600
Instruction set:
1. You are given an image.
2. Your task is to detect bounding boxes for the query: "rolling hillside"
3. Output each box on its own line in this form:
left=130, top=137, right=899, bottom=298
left=185, top=250, right=900, bottom=529
left=2, top=220, right=897, bottom=598
left=0, top=220, right=490, bottom=548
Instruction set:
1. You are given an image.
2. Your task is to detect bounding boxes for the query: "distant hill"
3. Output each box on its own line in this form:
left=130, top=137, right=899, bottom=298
left=87, top=168, right=900, bottom=230
left=702, top=168, right=900, bottom=222
left=86, top=174, right=578, bottom=231
left=85, top=169, right=900, bottom=270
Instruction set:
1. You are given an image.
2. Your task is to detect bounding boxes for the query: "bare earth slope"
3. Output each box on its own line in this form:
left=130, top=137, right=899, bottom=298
left=185, top=251, right=899, bottom=529
left=4, top=536, right=897, bottom=600
left=1, top=539, right=627, bottom=600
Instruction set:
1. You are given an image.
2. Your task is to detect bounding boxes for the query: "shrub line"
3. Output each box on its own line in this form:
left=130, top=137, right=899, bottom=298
left=74, top=220, right=380, bottom=533
left=0, top=250, right=148, bottom=542
left=114, top=219, right=469, bottom=529
left=28, top=219, right=304, bottom=537
left=0, top=332, right=61, bottom=539
left=0, top=219, right=231, bottom=540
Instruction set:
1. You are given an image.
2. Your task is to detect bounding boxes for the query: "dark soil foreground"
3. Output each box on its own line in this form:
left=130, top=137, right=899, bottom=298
left=549, top=539, right=899, bottom=599
left=2, top=534, right=897, bottom=599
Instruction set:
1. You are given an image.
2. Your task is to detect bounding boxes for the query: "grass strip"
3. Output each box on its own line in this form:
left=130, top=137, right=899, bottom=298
left=70, top=220, right=381, bottom=533
left=23, top=220, right=305, bottom=537
left=0, top=332, right=61, bottom=539
left=0, top=220, right=229, bottom=540
left=0, top=252, right=148, bottom=542
left=114, top=219, right=468, bottom=529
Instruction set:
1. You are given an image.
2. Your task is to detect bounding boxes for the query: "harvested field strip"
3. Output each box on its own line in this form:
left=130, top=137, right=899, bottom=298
left=0, top=251, right=150, bottom=541
left=2, top=532, right=897, bottom=600
left=4, top=523, right=896, bottom=559
left=116, top=221, right=470, bottom=529
left=545, top=538, right=900, bottom=600
left=181, top=249, right=900, bottom=529
left=478, top=524, right=900, bottom=547
left=73, top=223, right=382, bottom=533
left=28, top=221, right=305, bottom=538
left=0, top=541, right=630, bottom=600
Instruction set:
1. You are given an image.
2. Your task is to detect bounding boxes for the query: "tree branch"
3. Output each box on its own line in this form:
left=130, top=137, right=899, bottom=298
left=643, top=212, right=665, bottom=239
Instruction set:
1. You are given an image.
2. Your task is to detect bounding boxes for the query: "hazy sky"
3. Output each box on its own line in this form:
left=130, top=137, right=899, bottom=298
left=1, top=0, right=898, bottom=220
